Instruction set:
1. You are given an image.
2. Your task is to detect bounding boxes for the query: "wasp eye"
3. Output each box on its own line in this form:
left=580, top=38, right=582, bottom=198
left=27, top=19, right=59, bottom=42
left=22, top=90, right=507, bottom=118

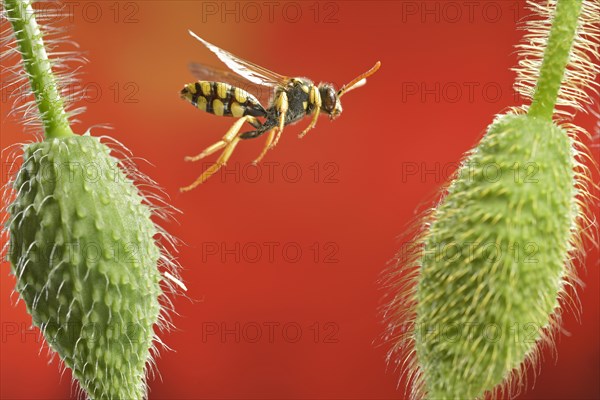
left=320, top=86, right=337, bottom=114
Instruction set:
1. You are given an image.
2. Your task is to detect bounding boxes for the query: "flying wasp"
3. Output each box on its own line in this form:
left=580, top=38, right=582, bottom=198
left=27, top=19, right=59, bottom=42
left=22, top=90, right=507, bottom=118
left=180, top=30, right=381, bottom=191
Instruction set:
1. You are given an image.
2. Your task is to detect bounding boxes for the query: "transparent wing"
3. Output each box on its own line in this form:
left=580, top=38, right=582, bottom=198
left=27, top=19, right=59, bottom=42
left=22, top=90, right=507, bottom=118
left=188, top=62, right=273, bottom=104
left=189, top=62, right=252, bottom=85
left=188, top=30, right=289, bottom=88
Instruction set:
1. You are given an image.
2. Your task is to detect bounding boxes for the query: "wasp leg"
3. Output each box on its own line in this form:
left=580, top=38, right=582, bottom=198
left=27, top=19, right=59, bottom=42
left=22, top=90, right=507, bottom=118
left=181, top=116, right=259, bottom=191
left=253, top=128, right=277, bottom=164
left=239, top=126, right=268, bottom=140
left=239, top=124, right=277, bottom=164
left=272, top=91, right=289, bottom=148
left=184, top=116, right=260, bottom=162
left=247, top=118, right=263, bottom=129
left=299, top=85, right=322, bottom=139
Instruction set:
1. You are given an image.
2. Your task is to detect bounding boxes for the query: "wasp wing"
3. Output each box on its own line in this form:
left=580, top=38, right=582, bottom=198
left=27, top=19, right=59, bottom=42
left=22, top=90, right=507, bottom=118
left=188, top=30, right=289, bottom=88
left=188, top=62, right=272, bottom=104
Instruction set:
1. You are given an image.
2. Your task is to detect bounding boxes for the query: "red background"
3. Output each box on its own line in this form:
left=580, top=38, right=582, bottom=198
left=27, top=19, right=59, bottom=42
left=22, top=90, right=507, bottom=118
left=1, top=1, right=598, bottom=399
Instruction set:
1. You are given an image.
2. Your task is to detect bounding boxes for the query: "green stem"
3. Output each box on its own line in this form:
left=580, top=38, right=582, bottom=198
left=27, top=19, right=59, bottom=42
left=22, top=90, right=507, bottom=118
left=5, top=0, right=74, bottom=139
left=528, top=0, right=583, bottom=120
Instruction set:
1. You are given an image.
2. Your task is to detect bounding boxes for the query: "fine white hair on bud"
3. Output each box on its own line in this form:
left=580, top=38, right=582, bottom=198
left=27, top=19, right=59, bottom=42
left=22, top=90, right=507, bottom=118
left=2, top=1, right=184, bottom=398
left=382, top=1, right=599, bottom=399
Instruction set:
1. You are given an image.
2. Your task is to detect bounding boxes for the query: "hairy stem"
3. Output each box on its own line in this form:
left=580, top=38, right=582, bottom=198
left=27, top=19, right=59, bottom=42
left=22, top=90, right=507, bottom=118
left=528, top=0, right=583, bottom=120
left=4, top=0, right=74, bottom=139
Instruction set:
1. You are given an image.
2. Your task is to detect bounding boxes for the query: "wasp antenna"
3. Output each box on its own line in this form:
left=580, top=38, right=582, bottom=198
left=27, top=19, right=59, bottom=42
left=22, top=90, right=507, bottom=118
left=338, top=61, right=381, bottom=97
left=188, top=30, right=205, bottom=42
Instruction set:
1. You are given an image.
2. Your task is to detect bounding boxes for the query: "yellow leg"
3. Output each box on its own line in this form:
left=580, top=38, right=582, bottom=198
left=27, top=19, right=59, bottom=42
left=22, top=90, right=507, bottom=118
left=252, top=128, right=277, bottom=164
left=299, top=86, right=322, bottom=139
left=184, top=116, right=258, bottom=162
left=181, top=116, right=256, bottom=191
left=272, top=91, right=288, bottom=148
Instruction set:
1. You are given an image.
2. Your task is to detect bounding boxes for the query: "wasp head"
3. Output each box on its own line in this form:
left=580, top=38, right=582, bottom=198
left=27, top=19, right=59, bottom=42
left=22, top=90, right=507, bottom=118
left=320, top=62, right=381, bottom=120
left=319, top=84, right=343, bottom=120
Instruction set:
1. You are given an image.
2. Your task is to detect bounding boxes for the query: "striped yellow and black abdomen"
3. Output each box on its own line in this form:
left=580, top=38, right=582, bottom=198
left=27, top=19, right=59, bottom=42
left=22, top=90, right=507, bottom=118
left=180, top=81, right=266, bottom=118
